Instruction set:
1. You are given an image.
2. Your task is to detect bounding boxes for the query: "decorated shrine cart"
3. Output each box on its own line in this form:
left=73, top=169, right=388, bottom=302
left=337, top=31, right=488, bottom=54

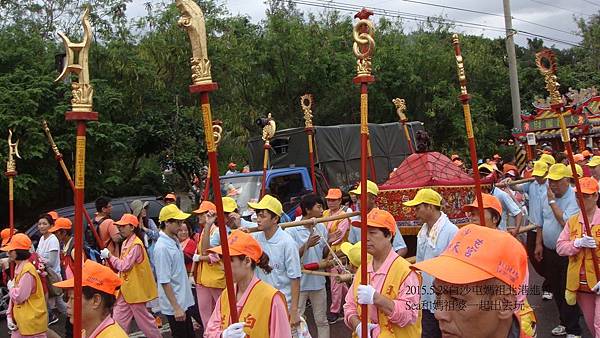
left=377, top=151, right=491, bottom=236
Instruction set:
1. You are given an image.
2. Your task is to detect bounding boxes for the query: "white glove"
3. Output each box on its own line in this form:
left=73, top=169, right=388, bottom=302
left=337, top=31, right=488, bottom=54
left=357, top=285, right=376, bottom=305
left=355, top=323, right=378, bottom=338
left=6, top=279, right=14, bottom=291
left=192, top=253, right=202, bottom=262
left=100, top=248, right=111, bottom=260
left=574, top=235, right=597, bottom=249
left=7, top=316, right=17, bottom=331
left=222, top=322, right=246, bottom=338
left=592, top=281, right=600, bottom=295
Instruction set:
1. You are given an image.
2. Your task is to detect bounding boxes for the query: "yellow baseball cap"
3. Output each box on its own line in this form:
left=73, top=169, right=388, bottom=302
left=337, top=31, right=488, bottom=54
left=350, top=180, right=379, bottom=196
left=539, top=153, right=556, bottom=166
left=403, top=188, right=442, bottom=207
left=478, top=163, right=496, bottom=173
left=547, top=163, right=572, bottom=181
left=589, top=156, right=600, bottom=168
left=222, top=197, right=238, bottom=213
left=575, top=164, right=583, bottom=178
left=340, top=241, right=371, bottom=267
left=159, top=204, right=191, bottom=222
left=247, top=194, right=283, bottom=216
left=531, top=161, right=549, bottom=177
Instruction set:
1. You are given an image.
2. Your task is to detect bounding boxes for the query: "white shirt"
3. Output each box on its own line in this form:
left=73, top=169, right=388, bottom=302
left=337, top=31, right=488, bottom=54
left=36, top=234, right=61, bottom=274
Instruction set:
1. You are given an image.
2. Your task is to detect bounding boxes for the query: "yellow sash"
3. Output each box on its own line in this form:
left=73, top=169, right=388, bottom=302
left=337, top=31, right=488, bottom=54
left=119, top=236, right=158, bottom=303
left=13, top=262, right=47, bottom=335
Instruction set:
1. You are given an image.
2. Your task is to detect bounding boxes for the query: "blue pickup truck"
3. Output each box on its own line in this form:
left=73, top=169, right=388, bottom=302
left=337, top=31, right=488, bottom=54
left=220, top=167, right=328, bottom=216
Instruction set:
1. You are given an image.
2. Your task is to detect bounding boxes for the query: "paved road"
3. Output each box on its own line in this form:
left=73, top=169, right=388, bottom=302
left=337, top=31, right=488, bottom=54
left=0, top=263, right=592, bottom=337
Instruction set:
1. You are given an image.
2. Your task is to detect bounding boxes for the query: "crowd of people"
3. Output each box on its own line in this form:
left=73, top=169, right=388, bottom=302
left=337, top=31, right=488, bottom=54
left=3, top=145, right=600, bottom=337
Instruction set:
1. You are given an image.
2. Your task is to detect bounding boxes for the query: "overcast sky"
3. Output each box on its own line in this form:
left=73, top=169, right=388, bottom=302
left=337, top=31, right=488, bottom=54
left=127, top=0, right=598, bottom=49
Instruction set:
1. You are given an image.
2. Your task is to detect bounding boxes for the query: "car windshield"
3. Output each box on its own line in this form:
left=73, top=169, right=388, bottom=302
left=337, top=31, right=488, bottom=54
left=220, top=175, right=262, bottom=213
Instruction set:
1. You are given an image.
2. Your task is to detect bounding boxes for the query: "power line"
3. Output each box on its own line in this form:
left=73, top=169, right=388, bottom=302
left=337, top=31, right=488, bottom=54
left=529, top=0, right=591, bottom=17
left=291, top=0, right=582, bottom=47
left=582, top=0, right=600, bottom=7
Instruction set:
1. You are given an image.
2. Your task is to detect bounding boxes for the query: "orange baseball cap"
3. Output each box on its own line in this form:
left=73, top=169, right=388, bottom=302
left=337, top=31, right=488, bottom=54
left=461, top=193, right=503, bottom=216
left=576, top=177, right=599, bottom=194
left=0, top=228, right=15, bottom=246
left=583, top=150, right=592, bottom=158
left=193, top=201, right=217, bottom=214
left=325, top=188, right=342, bottom=200
left=54, top=259, right=122, bottom=295
left=47, top=211, right=59, bottom=220
left=351, top=208, right=396, bottom=234
left=209, top=229, right=263, bottom=263
left=228, top=162, right=237, bottom=169
left=1, top=233, right=32, bottom=251
left=574, top=154, right=585, bottom=162
left=413, top=224, right=527, bottom=291
left=114, top=213, right=139, bottom=227
left=48, top=217, right=72, bottom=233
left=164, top=193, right=176, bottom=201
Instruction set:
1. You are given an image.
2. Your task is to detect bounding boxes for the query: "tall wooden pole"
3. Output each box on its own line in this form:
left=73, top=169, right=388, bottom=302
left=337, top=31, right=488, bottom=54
left=260, top=114, right=276, bottom=197
left=176, top=0, right=239, bottom=323
left=536, top=49, right=600, bottom=281
left=301, top=94, right=318, bottom=191
left=503, top=0, right=522, bottom=130
left=55, top=8, right=96, bottom=337
left=5, top=129, right=20, bottom=277
left=353, top=9, right=375, bottom=338
left=451, top=34, right=486, bottom=227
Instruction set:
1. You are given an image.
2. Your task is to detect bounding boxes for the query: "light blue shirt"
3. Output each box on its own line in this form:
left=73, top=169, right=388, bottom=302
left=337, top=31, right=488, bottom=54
left=348, top=222, right=407, bottom=252
left=415, top=213, right=458, bottom=311
left=154, top=231, right=195, bottom=315
left=209, top=225, right=231, bottom=247
left=253, top=227, right=302, bottom=309
left=492, top=188, right=522, bottom=231
left=521, top=181, right=547, bottom=226
left=541, top=186, right=579, bottom=249
left=286, top=223, right=329, bottom=291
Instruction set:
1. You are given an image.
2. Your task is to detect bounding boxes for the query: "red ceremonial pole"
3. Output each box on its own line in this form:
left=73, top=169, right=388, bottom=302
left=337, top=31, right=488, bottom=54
left=5, top=129, right=19, bottom=277
left=353, top=9, right=375, bottom=338
left=177, top=0, right=238, bottom=322
left=301, top=94, right=318, bottom=191
left=451, top=34, right=486, bottom=227
left=260, top=114, right=275, bottom=198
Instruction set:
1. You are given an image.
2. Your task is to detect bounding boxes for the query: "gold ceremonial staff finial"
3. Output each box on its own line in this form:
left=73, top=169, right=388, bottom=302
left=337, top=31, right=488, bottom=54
left=212, top=120, right=223, bottom=145
left=55, top=7, right=93, bottom=112
left=176, top=0, right=212, bottom=85
left=301, top=94, right=314, bottom=129
left=262, top=113, right=276, bottom=145
left=535, top=49, right=562, bottom=106
left=392, top=98, right=407, bottom=122
left=6, top=129, right=21, bottom=173
left=353, top=9, right=375, bottom=77
left=452, top=34, right=469, bottom=97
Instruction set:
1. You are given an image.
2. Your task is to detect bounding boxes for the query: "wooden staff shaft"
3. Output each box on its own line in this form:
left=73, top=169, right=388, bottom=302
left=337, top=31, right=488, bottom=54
left=73, top=121, right=86, bottom=338
left=7, top=173, right=15, bottom=277
left=246, top=211, right=359, bottom=233
left=496, top=177, right=535, bottom=188
left=261, top=146, right=269, bottom=197
left=367, top=136, right=377, bottom=181
left=402, top=122, right=415, bottom=154
left=359, top=83, right=369, bottom=337
left=306, top=129, right=317, bottom=192
left=202, top=164, right=211, bottom=200
left=301, top=269, right=353, bottom=282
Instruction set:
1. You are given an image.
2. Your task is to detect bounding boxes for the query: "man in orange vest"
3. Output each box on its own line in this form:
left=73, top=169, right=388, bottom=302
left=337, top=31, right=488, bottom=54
left=343, top=208, right=421, bottom=338
left=54, top=259, right=128, bottom=337
left=413, top=224, right=529, bottom=338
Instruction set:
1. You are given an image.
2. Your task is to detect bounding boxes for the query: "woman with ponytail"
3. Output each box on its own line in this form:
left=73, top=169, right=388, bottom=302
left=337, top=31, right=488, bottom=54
left=204, top=229, right=292, bottom=338
left=99, top=214, right=161, bottom=338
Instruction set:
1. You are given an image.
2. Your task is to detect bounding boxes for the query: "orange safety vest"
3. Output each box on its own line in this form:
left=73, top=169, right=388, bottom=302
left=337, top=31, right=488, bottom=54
left=352, top=255, right=422, bottom=338
left=195, top=226, right=226, bottom=289
left=118, top=236, right=158, bottom=303
left=94, top=317, right=128, bottom=338
left=323, top=209, right=349, bottom=252
left=220, top=280, right=287, bottom=337
left=566, top=214, right=600, bottom=305
left=12, top=262, right=47, bottom=335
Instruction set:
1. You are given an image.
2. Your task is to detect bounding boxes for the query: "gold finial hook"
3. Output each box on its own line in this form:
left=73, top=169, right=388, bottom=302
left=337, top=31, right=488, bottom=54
left=7, top=129, right=21, bottom=173
left=392, top=98, right=407, bottom=122
left=352, top=9, right=375, bottom=77
left=176, top=0, right=212, bottom=84
left=301, top=94, right=314, bottom=129
left=262, top=113, right=276, bottom=144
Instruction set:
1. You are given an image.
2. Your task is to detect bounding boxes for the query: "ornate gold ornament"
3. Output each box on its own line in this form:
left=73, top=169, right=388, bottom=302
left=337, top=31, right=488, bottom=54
left=6, top=129, right=20, bottom=173
left=535, top=49, right=562, bottom=106
left=262, top=113, right=276, bottom=144
left=176, top=0, right=212, bottom=84
left=353, top=11, right=375, bottom=77
left=301, top=94, right=314, bottom=129
left=392, top=98, right=407, bottom=122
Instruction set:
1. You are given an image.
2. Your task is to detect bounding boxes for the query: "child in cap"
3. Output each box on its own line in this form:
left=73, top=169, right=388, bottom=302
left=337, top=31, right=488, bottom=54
left=54, top=259, right=127, bottom=338
left=204, top=230, right=292, bottom=337
left=343, top=208, right=421, bottom=338
left=557, top=177, right=600, bottom=336
left=99, top=214, right=161, bottom=337
left=413, top=225, right=529, bottom=338
left=3, top=233, right=48, bottom=337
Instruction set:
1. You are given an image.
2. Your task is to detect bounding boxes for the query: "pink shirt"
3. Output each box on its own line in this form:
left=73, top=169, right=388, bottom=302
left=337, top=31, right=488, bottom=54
left=343, top=249, right=420, bottom=334
left=88, top=315, right=118, bottom=338
left=204, top=275, right=292, bottom=338
left=557, top=207, right=600, bottom=257
left=326, top=209, right=350, bottom=245
left=8, top=261, right=46, bottom=338
left=108, top=235, right=143, bottom=272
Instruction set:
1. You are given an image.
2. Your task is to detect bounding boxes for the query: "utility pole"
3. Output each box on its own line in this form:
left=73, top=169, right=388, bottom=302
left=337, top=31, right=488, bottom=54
left=503, top=0, right=522, bottom=130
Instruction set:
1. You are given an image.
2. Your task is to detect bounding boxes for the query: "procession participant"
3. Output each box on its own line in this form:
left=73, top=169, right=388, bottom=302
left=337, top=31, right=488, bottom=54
left=522, top=160, right=534, bottom=179
left=155, top=204, right=196, bottom=338
left=340, top=241, right=367, bottom=272
left=535, top=163, right=582, bottom=337
left=539, top=153, right=556, bottom=166
left=323, top=188, right=351, bottom=324
left=176, top=221, right=202, bottom=330
left=287, top=193, right=330, bottom=338
left=403, top=188, right=457, bottom=338
left=204, top=230, right=292, bottom=338
left=35, top=213, right=62, bottom=326
left=99, top=214, right=161, bottom=338
left=249, top=194, right=302, bottom=328
left=588, top=156, right=600, bottom=182
left=478, top=164, right=524, bottom=233
left=413, top=224, right=529, bottom=338
left=94, top=196, right=120, bottom=256
left=510, top=160, right=552, bottom=300
left=164, top=193, right=177, bottom=205
left=347, top=180, right=408, bottom=257
left=557, top=177, right=600, bottom=336
left=4, top=233, right=48, bottom=338
left=225, top=162, right=238, bottom=175
left=191, top=200, right=224, bottom=329
left=54, top=259, right=127, bottom=338
left=48, top=218, right=74, bottom=279
left=207, top=197, right=254, bottom=246
left=343, top=208, right=421, bottom=338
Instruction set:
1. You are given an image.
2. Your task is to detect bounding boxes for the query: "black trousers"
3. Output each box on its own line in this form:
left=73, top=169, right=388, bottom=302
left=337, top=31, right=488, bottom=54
left=421, top=309, right=441, bottom=338
left=526, top=231, right=550, bottom=292
left=166, top=308, right=195, bottom=338
left=543, top=247, right=582, bottom=335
